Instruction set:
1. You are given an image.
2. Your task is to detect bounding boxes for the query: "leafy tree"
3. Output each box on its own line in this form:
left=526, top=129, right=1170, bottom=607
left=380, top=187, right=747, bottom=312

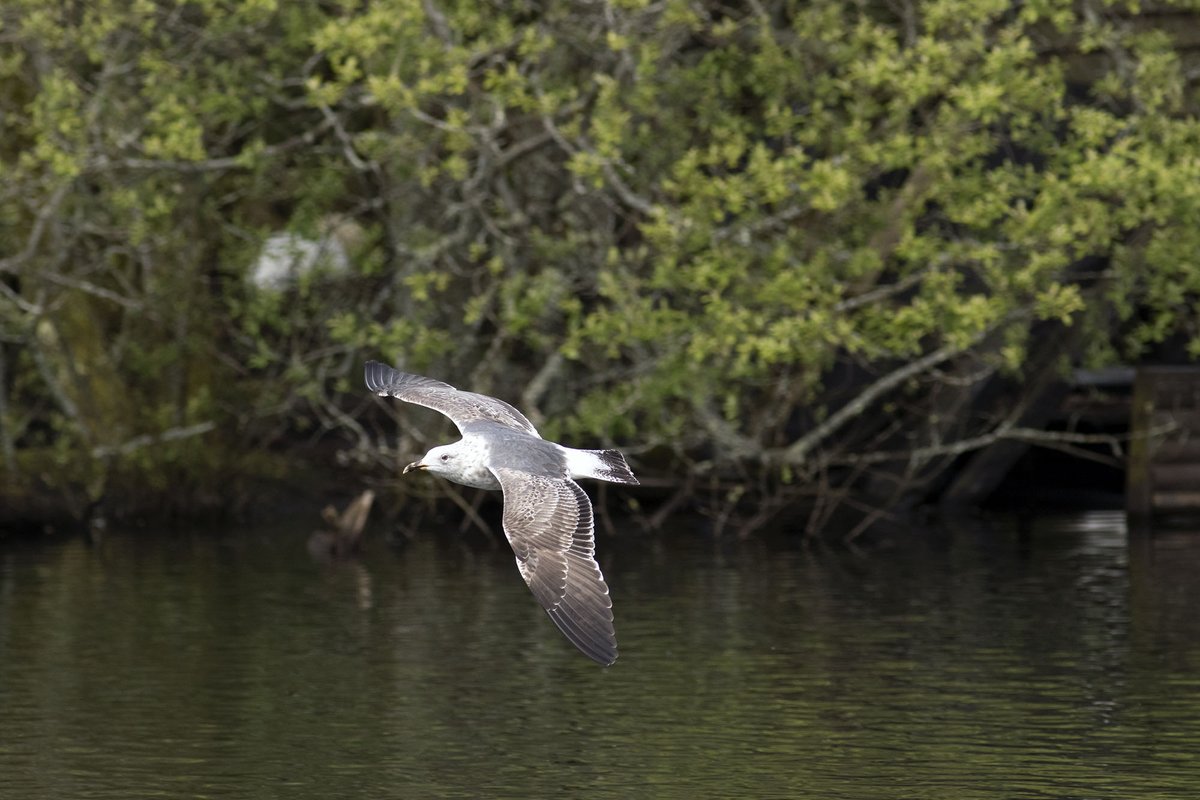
left=2, top=0, right=1198, bottom=532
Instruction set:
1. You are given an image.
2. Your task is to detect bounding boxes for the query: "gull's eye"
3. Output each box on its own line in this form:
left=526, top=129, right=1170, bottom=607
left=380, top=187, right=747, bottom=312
left=440, top=453, right=450, bottom=462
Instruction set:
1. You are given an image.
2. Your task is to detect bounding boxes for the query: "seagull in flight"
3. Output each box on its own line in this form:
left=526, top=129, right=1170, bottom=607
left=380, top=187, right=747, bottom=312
left=365, top=361, right=638, bottom=665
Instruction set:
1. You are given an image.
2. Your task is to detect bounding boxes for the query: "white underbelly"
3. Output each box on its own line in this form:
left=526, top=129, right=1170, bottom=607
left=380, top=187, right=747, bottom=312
left=451, top=464, right=501, bottom=491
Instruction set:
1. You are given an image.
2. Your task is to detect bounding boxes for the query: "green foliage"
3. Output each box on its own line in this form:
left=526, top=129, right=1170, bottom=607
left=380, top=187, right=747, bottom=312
left=2, top=0, right=1199, bottom=517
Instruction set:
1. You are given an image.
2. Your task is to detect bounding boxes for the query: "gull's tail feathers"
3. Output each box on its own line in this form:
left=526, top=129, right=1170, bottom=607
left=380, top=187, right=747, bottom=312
left=564, top=447, right=639, bottom=486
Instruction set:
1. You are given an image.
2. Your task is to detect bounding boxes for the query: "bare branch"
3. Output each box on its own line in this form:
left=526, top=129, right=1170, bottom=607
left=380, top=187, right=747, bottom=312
left=40, top=272, right=144, bottom=310
left=600, top=160, right=657, bottom=216
left=0, top=182, right=71, bottom=274
left=519, top=350, right=564, bottom=428
left=91, top=421, right=217, bottom=459
left=826, top=422, right=1179, bottom=468
left=713, top=204, right=806, bottom=243
left=28, top=330, right=89, bottom=440
left=0, top=281, right=43, bottom=314
left=834, top=264, right=933, bottom=314
left=421, top=0, right=455, bottom=46
left=695, top=402, right=761, bottom=460
left=441, top=484, right=496, bottom=539
left=86, top=120, right=332, bottom=174
left=540, top=112, right=659, bottom=217
left=771, top=331, right=996, bottom=467
left=314, top=101, right=372, bottom=171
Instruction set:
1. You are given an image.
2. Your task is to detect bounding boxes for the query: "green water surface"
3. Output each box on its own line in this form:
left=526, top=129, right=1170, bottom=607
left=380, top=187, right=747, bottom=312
left=1, top=512, right=1198, bottom=798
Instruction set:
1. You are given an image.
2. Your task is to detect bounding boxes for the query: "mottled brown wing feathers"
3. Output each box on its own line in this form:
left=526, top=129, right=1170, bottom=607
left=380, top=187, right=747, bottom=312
left=491, top=467, right=618, bottom=666
left=364, top=361, right=541, bottom=437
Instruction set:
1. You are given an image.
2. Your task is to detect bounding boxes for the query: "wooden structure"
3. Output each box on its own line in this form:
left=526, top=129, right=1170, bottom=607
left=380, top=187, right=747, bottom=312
left=1127, top=368, right=1200, bottom=519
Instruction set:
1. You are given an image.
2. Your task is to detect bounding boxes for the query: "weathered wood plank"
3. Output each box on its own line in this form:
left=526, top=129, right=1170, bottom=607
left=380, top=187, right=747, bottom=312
left=1151, top=491, right=1200, bottom=510
left=1128, top=367, right=1200, bottom=519
left=1149, top=441, right=1200, bottom=463
left=1150, top=463, right=1200, bottom=490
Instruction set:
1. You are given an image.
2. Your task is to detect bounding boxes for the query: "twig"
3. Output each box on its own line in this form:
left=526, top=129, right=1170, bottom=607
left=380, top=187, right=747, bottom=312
left=834, top=264, right=933, bottom=314
left=86, top=121, right=331, bottom=174
left=0, top=281, right=43, bottom=314
left=519, top=350, right=563, bottom=430
left=695, top=402, right=760, bottom=460
left=540, top=112, right=659, bottom=217
left=28, top=331, right=90, bottom=441
left=0, top=182, right=70, bottom=274
left=646, top=473, right=695, bottom=530
left=421, top=0, right=454, bottom=46
left=40, top=272, right=143, bottom=310
left=442, top=484, right=496, bottom=541
left=91, top=421, right=216, bottom=458
left=842, top=495, right=902, bottom=542
left=826, top=422, right=1178, bottom=468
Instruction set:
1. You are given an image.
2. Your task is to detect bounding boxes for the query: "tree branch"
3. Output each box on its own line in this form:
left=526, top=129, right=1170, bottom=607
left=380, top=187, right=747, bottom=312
left=769, top=332, right=995, bottom=467
left=826, top=422, right=1179, bottom=468
left=91, top=421, right=217, bottom=459
left=0, top=182, right=71, bottom=274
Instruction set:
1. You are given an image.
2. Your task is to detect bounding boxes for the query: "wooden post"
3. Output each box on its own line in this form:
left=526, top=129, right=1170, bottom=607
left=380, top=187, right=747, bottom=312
left=1127, top=367, right=1200, bottom=520
left=1126, top=369, right=1154, bottom=518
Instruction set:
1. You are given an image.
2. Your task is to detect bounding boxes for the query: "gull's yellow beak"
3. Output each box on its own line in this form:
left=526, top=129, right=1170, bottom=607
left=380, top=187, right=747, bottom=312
left=402, top=460, right=426, bottom=475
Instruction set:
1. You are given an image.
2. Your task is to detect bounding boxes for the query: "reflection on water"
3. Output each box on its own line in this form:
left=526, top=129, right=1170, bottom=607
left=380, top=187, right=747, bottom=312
left=2, top=511, right=1200, bottom=799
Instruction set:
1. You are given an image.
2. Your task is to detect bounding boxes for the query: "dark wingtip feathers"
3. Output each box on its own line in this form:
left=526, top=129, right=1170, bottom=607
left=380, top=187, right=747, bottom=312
left=363, top=360, right=394, bottom=395
left=364, top=361, right=456, bottom=396
left=595, top=449, right=639, bottom=486
left=545, top=604, right=618, bottom=666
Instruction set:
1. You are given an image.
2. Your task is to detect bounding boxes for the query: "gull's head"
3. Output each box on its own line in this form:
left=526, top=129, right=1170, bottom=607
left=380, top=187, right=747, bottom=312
left=404, top=443, right=459, bottom=478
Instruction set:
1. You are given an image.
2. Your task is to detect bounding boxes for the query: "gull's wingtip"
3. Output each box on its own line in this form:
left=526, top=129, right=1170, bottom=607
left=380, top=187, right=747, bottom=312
left=542, top=591, right=620, bottom=666
left=586, top=637, right=619, bottom=667
left=364, top=360, right=396, bottom=395
left=547, top=606, right=618, bottom=666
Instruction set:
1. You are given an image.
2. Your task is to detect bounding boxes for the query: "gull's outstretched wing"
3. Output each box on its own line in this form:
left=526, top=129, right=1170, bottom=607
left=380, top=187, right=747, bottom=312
left=364, top=361, right=541, bottom=438
left=491, top=467, right=618, bottom=666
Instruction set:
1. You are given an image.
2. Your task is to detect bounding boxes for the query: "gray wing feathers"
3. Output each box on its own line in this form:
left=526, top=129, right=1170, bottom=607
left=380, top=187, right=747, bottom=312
left=364, top=361, right=541, bottom=437
left=492, top=468, right=618, bottom=666
left=365, top=360, right=455, bottom=394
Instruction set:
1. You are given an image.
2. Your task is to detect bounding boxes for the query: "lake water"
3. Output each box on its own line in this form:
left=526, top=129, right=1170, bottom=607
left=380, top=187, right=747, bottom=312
left=2, top=511, right=1199, bottom=798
